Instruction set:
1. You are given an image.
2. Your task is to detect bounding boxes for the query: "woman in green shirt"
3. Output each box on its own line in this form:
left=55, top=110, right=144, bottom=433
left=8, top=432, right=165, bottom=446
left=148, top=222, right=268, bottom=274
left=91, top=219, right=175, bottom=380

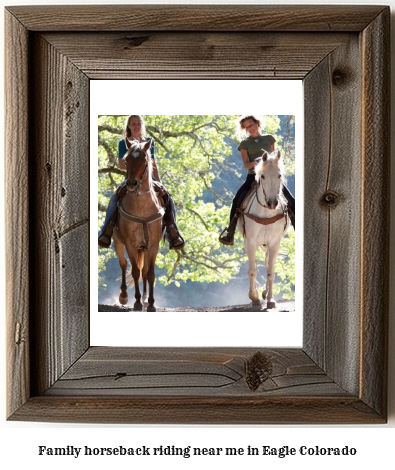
left=219, top=115, right=295, bottom=245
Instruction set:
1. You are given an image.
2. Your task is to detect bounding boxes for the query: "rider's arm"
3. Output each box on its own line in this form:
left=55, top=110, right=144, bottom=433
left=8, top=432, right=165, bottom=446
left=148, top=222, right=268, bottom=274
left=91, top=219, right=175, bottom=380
left=118, top=139, right=127, bottom=170
left=240, top=149, right=258, bottom=170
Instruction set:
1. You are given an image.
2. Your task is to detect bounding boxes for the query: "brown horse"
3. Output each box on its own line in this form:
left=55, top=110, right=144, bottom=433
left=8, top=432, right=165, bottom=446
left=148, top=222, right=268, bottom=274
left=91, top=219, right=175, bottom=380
left=113, top=139, right=164, bottom=311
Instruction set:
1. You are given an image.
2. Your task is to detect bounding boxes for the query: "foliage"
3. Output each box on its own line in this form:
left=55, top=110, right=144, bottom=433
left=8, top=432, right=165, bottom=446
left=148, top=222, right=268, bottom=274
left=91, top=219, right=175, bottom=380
left=98, top=115, right=295, bottom=299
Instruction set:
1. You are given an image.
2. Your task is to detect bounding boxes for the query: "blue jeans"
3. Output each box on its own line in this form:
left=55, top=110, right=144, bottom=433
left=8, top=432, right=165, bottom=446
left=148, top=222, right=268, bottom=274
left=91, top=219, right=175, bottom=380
left=98, top=191, right=119, bottom=238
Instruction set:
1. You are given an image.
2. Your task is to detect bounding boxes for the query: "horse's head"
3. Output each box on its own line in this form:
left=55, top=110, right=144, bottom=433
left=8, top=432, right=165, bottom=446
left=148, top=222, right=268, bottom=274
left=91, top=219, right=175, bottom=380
left=255, top=150, right=284, bottom=210
left=123, top=139, right=152, bottom=193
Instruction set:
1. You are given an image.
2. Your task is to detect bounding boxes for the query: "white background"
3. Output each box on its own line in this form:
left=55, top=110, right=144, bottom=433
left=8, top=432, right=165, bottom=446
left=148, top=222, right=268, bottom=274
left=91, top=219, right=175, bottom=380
left=1, top=0, right=394, bottom=469
left=90, top=80, right=304, bottom=348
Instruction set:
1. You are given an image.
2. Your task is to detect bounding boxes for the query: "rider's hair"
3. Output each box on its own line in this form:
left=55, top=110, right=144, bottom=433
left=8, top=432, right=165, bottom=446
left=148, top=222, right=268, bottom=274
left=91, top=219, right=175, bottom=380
left=124, top=115, right=147, bottom=139
left=238, top=115, right=262, bottom=131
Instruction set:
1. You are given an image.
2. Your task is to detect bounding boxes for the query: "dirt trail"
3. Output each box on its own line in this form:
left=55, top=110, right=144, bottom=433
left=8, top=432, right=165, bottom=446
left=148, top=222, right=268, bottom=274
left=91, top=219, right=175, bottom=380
left=98, top=300, right=295, bottom=313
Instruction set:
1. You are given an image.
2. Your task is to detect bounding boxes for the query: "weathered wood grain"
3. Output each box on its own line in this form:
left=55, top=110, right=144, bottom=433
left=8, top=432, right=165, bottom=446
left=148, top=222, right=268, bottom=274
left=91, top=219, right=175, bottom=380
left=42, top=32, right=352, bottom=80
left=360, top=10, right=390, bottom=418
left=5, top=5, right=386, bottom=32
left=5, top=5, right=390, bottom=424
left=46, top=347, right=343, bottom=397
left=304, top=36, right=362, bottom=395
left=10, top=351, right=382, bottom=424
left=29, top=35, right=90, bottom=396
left=5, top=10, right=30, bottom=419
left=10, top=396, right=384, bottom=425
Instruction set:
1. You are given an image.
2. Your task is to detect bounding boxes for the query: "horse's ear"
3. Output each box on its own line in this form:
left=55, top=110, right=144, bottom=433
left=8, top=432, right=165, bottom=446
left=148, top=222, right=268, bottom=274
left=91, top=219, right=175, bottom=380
left=143, top=139, right=151, bottom=151
left=276, top=150, right=281, bottom=160
left=261, top=150, right=268, bottom=161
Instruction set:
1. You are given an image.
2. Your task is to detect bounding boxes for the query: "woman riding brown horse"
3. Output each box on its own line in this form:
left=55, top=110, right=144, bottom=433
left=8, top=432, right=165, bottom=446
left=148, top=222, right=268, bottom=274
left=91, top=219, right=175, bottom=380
left=98, top=114, right=184, bottom=250
left=113, top=139, right=163, bottom=311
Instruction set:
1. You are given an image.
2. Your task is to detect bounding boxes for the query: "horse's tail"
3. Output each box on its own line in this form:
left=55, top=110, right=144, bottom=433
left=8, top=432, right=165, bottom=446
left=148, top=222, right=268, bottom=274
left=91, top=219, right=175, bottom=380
left=127, top=249, right=145, bottom=287
left=137, top=249, right=145, bottom=272
left=259, top=244, right=286, bottom=263
left=259, top=243, right=268, bottom=254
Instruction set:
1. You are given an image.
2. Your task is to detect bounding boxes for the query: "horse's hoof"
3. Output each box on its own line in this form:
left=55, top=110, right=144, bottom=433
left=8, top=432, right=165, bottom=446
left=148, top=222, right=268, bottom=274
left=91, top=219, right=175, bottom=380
left=147, top=306, right=156, bottom=312
left=267, top=301, right=277, bottom=309
left=251, top=299, right=261, bottom=307
left=262, top=290, right=267, bottom=300
left=134, top=303, right=143, bottom=311
left=119, top=295, right=128, bottom=305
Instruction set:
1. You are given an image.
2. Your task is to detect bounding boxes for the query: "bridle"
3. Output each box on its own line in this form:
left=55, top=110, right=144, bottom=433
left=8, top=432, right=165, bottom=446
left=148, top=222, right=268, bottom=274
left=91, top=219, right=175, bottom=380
left=124, top=148, right=151, bottom=196
left=253, top=172, right=283, bottom=211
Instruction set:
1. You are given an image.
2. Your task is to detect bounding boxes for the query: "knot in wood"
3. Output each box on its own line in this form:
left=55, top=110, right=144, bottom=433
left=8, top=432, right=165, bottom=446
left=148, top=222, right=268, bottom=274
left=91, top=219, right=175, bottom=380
left=321, top=190, right=340, bottom=208
left=332, top=68, right=348, bottom=87
left=124, top=35, right=150, bottom=49
left=246, top=351, right=273, bottom=391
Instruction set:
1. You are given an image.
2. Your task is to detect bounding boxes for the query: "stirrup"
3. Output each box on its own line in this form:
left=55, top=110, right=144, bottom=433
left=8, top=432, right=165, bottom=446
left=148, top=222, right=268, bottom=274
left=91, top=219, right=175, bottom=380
left=98, top=234, right=111, bottom=248
left=167, top=226, right=185, bottom=250
left=169, top=236, right=185, bottom=250
left=219, top=227, right=234, bottom=246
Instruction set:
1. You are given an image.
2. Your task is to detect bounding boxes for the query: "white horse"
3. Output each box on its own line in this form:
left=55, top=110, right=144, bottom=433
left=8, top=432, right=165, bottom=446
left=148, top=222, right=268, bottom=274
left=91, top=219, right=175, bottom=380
left=237, top=150, right=290, bottom=309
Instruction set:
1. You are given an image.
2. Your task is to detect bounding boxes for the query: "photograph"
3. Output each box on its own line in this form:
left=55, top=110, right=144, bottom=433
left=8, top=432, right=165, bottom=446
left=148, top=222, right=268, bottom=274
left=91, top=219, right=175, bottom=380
left=90, top=80, right=302, bottom=348
left=97, top=114, right=296, bottom=314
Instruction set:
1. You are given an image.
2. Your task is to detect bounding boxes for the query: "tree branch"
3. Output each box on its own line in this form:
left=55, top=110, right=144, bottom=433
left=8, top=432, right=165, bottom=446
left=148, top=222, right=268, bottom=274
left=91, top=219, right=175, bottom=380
left=98, top=167, right=126, bottom=177
left=98, top=137, right=117, bottom=163
left=98, top=124, right=122, bottom=135
left=166, top=251, right=181, bottom=283
left=185, top=207, right=210, bottom=230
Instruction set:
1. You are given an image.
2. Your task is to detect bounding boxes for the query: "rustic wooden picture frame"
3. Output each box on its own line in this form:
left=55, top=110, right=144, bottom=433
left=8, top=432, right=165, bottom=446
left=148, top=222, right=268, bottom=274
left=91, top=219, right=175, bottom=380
left=5, top=5, right=390, bottom=424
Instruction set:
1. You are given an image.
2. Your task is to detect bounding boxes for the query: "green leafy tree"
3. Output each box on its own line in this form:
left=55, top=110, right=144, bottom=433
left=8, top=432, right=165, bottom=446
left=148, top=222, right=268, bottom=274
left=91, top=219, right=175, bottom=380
left=98, top=115, right=295, bottom=300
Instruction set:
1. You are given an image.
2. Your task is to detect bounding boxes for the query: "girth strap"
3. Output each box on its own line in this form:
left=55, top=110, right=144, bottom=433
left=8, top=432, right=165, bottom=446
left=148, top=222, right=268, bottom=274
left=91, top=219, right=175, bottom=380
left=238, top=208, right=288, bottom=238
left=118, top=204, right=165, bottom=249
left=239, top=209, right=285, bottom=226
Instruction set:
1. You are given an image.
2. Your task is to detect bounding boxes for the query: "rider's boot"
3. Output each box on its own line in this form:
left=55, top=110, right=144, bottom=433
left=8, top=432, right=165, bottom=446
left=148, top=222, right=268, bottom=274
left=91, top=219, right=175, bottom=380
left=158, top=187, right=185, bottom=251
left=166, top=223, right=185, bottom=250
left=98, top=209, right=118, bottom=248
left=163, top=204, right=185, bottom=250
left=219, top=214, right=239, bottom=245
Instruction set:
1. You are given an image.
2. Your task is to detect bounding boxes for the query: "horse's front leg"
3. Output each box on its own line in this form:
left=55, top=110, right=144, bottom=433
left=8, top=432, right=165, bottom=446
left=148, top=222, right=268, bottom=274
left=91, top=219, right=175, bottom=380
left=142, top=278, right=148, bottom=306
left=131, top=261, right=142, bottom=311
left=245, top=242, right=260, bottom=307
left=142, top=250, right=158, bottom=312
left=114, top=239, right=128, bottom=305
left=264, top=243, right=281, bottom=309
left=146, top=259, right=157, bottom=312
